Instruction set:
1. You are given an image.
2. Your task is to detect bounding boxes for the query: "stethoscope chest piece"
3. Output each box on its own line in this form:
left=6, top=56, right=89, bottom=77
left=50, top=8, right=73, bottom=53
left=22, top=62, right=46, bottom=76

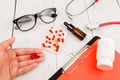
left=87, top=22, right=99, bottom=30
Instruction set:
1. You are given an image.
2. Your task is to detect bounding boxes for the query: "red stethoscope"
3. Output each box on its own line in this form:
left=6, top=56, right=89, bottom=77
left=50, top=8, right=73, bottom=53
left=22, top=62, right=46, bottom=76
left=87, top=21, right=120, bottom=30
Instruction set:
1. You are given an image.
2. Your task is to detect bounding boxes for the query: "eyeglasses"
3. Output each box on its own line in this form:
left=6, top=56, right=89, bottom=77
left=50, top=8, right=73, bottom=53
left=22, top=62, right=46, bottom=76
left=13, top=8, right=57, bottom=32
left=66, top=0, right=99, bottom=20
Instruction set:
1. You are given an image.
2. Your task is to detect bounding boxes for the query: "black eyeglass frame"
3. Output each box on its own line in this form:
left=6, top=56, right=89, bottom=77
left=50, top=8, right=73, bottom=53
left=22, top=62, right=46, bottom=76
left=13, top=8, right=57, bottom=31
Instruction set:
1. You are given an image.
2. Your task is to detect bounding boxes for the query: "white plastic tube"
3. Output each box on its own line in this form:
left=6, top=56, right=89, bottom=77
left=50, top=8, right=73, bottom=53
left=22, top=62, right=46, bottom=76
left=96, top=38, right=115, bottom=71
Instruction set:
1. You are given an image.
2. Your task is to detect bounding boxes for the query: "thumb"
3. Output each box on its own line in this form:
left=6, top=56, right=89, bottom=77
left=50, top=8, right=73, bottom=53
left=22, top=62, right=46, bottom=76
left=0, top=37, right=15, bottom=49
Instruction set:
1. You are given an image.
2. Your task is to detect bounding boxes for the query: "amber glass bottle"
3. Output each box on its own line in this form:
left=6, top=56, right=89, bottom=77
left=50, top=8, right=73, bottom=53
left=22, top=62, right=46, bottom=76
left=64, top=22, right=86, bottom=40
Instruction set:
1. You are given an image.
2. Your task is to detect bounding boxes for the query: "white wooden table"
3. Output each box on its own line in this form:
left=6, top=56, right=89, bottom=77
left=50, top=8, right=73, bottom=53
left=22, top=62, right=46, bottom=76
left=0, top=0, right=120, bottom=80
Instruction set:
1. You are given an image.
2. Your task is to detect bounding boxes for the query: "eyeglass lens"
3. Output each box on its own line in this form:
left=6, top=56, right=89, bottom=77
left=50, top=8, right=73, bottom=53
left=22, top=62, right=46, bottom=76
left=17, top=15, right=35, bottom=31
left=38, top=9, right=56, bottom=23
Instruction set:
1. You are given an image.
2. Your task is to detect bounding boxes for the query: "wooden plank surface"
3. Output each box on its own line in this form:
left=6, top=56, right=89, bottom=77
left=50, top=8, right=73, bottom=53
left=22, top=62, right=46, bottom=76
left=0, top=0, right=120, bottom=80
left=13, top=0, right=92, bottom=80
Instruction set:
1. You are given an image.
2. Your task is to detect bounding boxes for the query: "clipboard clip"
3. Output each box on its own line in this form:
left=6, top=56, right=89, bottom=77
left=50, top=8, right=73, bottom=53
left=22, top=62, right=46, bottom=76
left=62, top=36, right=100, bottom=73
left=63, top=47, right=93, bottom=75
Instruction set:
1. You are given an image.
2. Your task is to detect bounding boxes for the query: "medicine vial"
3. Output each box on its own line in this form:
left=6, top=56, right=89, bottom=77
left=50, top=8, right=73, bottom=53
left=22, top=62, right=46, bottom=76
left=96, top=38, right=115, bottom=71
left=64, top=22, right=86, bottom=40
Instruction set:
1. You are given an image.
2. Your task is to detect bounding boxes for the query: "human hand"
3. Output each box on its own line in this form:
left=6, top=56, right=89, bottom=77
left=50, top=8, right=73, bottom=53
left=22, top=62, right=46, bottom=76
left=0, top=37, right=44, bottom=80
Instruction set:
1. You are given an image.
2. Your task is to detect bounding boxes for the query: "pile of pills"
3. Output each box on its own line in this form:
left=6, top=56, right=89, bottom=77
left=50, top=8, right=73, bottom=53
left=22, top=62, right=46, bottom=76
left=42, top=27, right=66, bottom=53
left=30, top=53, right=40, bottom=60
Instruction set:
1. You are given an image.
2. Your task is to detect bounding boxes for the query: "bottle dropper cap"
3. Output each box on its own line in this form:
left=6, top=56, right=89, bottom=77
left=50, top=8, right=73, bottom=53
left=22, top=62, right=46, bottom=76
left=64, top=22, right=74, bottom=31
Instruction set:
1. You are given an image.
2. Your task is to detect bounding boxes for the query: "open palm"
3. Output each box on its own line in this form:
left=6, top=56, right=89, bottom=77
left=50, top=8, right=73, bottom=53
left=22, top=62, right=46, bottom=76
left=0, top=37, right=44, bottom=80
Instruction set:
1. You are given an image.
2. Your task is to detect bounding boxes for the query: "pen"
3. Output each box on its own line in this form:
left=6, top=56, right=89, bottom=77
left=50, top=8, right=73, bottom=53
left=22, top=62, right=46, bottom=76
left=49, top=36, right=100, bottom=80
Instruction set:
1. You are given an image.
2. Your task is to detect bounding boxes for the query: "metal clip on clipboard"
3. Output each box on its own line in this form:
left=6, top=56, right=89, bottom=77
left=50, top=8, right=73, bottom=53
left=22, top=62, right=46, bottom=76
left=49, top=36, right=100, bottom=80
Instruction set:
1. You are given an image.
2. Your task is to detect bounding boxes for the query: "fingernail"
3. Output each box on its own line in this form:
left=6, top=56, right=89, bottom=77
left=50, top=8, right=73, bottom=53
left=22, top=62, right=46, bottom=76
left=11, top=36, right=15, bottom=40
left=36, top=49, right=42, bottom=53
left=36, top=57, right=44, bottom=62
left=40, top=53, right=44, bottom=57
